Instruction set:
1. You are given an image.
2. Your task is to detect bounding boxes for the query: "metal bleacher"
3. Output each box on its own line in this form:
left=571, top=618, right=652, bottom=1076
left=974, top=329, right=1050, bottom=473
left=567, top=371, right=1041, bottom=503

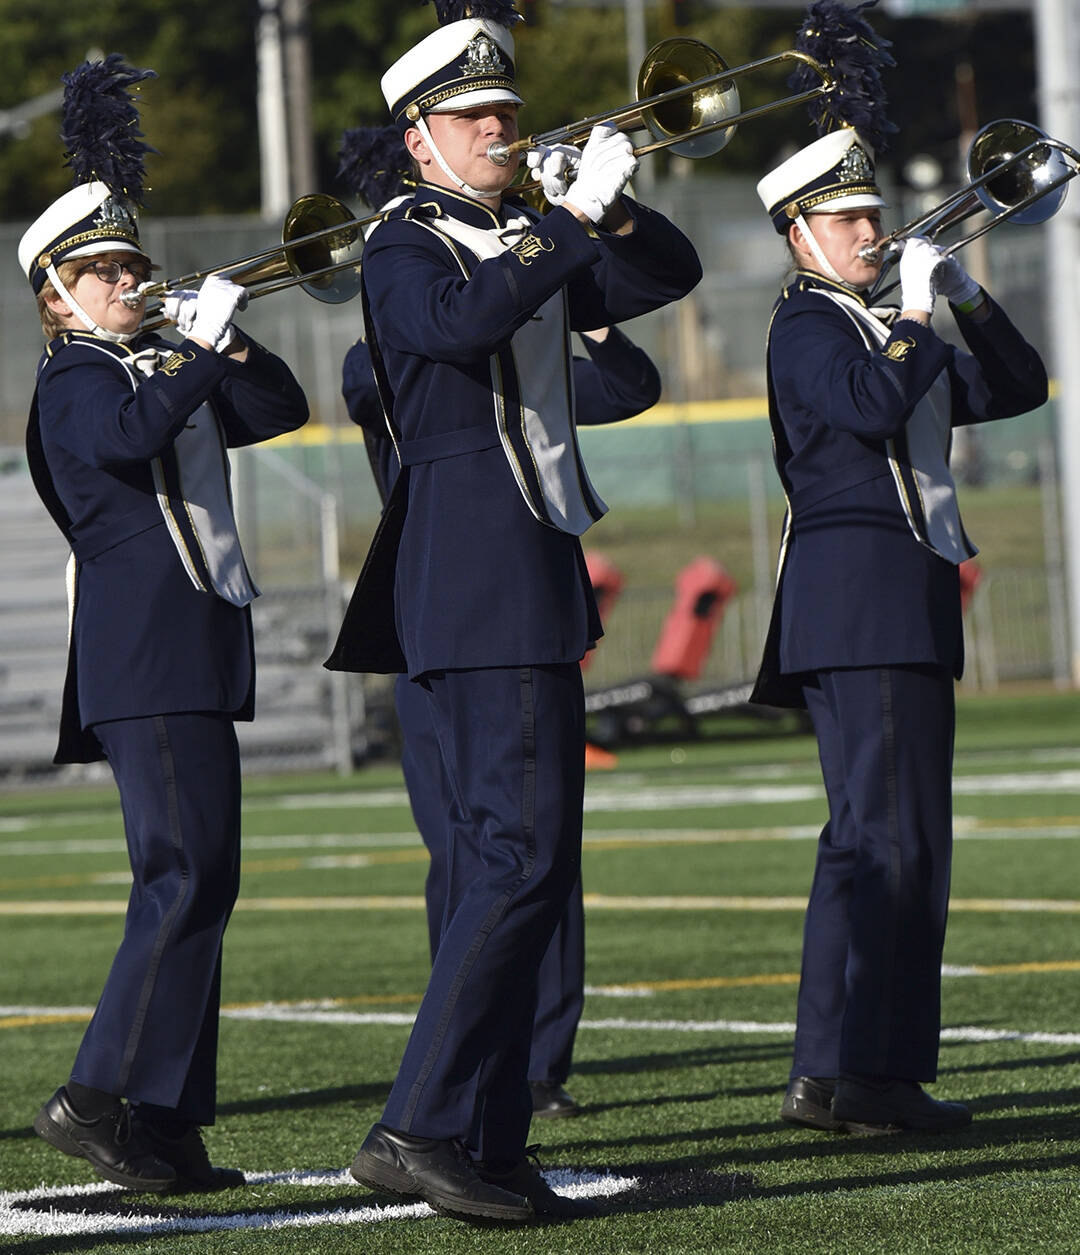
left=0, top=463, right=71, bottom=776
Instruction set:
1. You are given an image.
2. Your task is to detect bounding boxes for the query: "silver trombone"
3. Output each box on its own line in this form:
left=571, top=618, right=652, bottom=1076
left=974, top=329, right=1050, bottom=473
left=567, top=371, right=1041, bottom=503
left=859, top=118, right=1079, bottom=267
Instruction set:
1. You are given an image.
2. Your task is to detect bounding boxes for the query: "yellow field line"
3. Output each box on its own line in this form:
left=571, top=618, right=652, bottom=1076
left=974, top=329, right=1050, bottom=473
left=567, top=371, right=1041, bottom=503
left=7, top=816, right=1080, bottom=895
left=3, top=894, right=1080, bottom=915
left=277, top=384, right=1056, bottom=446
left=0, top=1012, right=94, bottom=1028
left=4, top=958, right=1078, bottom=1031
left=271, top=400, right=772, bottom=449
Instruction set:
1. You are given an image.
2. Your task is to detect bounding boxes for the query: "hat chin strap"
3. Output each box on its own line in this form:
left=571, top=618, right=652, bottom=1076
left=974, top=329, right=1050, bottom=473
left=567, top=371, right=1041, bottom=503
left=47, top=264, right=137, bottom=344
left=794, top=214, right=849, bottom=287
left=416, top=115, right=495, bottom=202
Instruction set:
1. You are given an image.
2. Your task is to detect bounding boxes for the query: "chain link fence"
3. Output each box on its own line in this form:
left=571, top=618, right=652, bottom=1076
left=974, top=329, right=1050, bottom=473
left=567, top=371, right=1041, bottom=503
left=0, top=173, right=1069, bottom=780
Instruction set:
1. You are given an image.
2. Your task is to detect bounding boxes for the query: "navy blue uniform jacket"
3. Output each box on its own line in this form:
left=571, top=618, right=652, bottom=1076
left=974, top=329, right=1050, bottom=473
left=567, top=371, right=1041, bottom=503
left=28, top=331, right=309, bottom=761
left=342, top=327, right=663, bottom=503
left=752, top=272, right=1047, bottom=707
left=329, top=186, right=700, bottom=677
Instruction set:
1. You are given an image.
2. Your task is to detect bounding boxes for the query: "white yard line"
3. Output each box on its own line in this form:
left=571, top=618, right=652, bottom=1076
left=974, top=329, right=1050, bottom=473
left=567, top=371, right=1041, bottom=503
left=3, top=820, right=1080, bottom=864
left=4, top=892, right=1079, bottom=915
left=4, top=1001, right=1078, bottom=1045
left=0, top=1168, right=640, bottom=1237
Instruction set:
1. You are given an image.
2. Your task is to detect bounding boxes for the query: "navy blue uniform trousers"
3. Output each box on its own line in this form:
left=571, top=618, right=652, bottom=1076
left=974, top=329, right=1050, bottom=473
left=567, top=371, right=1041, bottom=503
left=381, top=664, right=585, bottom=1163
left=72, top=712, right=242, bottom=1124
left=395, top=673, right=584, bottom=1086
left=792, top=664, right=955, bottom=1082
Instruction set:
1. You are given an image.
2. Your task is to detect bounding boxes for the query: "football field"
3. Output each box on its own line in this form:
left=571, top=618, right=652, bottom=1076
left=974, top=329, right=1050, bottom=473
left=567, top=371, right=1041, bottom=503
left=1, top=689, right=1078, bottom=1253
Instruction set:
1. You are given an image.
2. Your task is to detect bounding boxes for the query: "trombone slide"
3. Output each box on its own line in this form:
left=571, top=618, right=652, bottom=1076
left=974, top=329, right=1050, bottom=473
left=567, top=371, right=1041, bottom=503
left=487, top=42, right=833, bottom=170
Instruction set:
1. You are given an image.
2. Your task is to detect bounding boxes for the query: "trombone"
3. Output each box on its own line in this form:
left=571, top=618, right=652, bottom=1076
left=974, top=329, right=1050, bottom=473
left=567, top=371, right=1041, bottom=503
left=489, top=37, right=834, bottom=170
left=127, top=193, right=377, bottom=329
left=860, top=119, right=1079, bottom=267
left=128, top=37, right=836, bottom=327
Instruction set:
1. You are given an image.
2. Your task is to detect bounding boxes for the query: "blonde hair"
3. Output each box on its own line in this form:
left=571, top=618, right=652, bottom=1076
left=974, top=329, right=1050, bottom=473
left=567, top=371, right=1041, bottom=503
left=36, top=258, right=86, bottom=341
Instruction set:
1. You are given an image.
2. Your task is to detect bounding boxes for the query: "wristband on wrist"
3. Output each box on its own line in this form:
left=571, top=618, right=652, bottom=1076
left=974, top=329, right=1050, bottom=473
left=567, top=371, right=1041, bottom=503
left=956, top=289, right=984, bottom=314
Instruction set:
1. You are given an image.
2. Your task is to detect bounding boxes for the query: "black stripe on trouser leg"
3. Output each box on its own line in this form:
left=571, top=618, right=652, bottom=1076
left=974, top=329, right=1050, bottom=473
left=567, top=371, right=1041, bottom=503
left=117, top=715, right=190, bottom=1092
left=872, top=667, right=901, bottom=1073
left=398, top=668, right=539, bottom=1130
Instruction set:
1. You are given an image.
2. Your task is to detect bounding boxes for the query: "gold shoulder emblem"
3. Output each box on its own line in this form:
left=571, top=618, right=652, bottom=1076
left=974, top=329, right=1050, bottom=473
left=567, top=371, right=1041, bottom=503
left=510, top=234, right=555, bottom=266
left=159, top=350, right=197, bottom=377
left=883, top=337, right=916, bottom=363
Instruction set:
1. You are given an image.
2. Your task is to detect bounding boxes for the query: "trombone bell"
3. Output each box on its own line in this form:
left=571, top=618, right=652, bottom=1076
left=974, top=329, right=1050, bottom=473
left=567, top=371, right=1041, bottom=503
left=214, top=194, right=364, bottom=304
left=279, top=194, right=364, bottom=303
left=131, top=193, right=371, bottom=330
left=859, top=118, right=1077, bottom=268
left=636, top=38, right=740, bottom=160
left=969, top=119, right=1071, bottom=226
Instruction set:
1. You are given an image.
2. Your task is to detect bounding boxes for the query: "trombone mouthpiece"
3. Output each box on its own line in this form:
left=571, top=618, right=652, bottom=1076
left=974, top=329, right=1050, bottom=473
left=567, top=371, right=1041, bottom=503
left=859, top=239, right=900, bottom=266
left=487, top=141, right=511, bottom=166
left=119, top=290, right=145, bottom=309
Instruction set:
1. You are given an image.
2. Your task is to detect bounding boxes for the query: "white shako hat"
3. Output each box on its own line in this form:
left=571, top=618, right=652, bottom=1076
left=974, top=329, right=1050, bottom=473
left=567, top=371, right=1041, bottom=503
left=381, top=17, right=523, bottom=133
left=757, top=128, right=886, bottom=235
left=19, top=181, right=143, bottom=294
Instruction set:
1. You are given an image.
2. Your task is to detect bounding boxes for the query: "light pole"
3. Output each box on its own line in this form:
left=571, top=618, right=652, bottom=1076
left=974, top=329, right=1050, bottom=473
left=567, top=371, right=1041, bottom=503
left=1034, top=0, right=1080, bottom=684
left=256, top=0, right=291, bottom=219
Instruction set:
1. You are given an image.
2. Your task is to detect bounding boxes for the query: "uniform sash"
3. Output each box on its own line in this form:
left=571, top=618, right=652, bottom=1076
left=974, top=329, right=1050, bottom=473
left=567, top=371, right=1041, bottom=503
left=410, top=210, right=608, bottom=536
left=750, top=285, right=976, bottom=711
left=72, top=340, right=258, bottom=607
left=816, top=290, right=977, bottom=565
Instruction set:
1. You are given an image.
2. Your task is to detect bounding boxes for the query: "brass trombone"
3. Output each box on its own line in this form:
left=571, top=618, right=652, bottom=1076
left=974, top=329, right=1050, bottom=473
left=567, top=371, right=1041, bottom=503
left=859, top=119, right=1079, bottom=266
left=128, top=193, right=377, bottom=329
left=488, top=37, right=835, bottom=169
left=129, top=38, right=836, bottom=327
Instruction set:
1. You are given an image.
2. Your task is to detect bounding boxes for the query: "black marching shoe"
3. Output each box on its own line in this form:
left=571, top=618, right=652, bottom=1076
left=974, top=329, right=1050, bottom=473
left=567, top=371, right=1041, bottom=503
left=780, top=1076, right=842, bottom=1131
left=478, top=1147, right=598, bottom=1219
left=33, top=1087, right=177, bottom=1192
left=350, top=1122, right=533, bottom=1224
left=530, top=1081, right=582, bottom=1119
left=832, top=1075, right=973, bottom=1134
left=133, top=1115, right=245, bottom=1191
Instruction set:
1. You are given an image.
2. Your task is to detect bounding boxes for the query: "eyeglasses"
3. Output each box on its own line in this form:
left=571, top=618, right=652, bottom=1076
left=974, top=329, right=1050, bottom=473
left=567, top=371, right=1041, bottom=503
left=78, top=258, right=153, bottom=285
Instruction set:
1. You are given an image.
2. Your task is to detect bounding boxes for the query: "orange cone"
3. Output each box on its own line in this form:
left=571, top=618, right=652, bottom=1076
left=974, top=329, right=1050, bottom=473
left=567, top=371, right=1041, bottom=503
left=584, top=742, right=618, bottom=771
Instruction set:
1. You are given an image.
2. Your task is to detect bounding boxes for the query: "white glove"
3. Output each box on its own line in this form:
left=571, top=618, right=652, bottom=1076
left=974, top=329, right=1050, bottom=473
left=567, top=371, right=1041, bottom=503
left=188, top=273, right=249, bottom=352
left=935, top=254, right=982, bottom=308
left=525, top=142, right=581, bottom=208
left=898, top=236, right=945, bottom=316
left=162, top=288, right=199, bottom=336
left=561, top=124, right=638, bottom=225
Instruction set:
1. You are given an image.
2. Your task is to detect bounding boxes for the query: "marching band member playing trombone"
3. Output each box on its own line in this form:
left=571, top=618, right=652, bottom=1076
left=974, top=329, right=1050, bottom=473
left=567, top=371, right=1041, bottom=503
left=21, top=57, right=307, bottom=1193
left=337, top=122, right=662, bottom=1132
left=752, top=122, right=1047, bottom=1134
left=327, top=0, right=700, bottom=1225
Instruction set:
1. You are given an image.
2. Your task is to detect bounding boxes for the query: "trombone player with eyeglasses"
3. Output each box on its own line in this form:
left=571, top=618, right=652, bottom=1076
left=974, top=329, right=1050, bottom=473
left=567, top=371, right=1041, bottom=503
left=20, top=56, right=308, bottom=1194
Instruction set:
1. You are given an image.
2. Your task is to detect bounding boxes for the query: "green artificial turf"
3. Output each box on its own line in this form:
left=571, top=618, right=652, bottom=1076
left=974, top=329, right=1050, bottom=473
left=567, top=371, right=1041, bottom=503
left=1, top=689, right=1077, bottom=1252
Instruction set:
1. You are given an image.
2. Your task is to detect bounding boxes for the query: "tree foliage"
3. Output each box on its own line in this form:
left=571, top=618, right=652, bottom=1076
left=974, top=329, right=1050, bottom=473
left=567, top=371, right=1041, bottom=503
left=0, top=0, right=1041, bottom=222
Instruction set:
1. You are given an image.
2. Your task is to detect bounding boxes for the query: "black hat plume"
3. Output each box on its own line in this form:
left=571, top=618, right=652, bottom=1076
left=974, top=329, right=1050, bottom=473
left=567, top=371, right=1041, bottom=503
left=60, top=53, right=157, bottom=204
left=425, top=0, right=522, bottom=26
left=789, top=0, right=896, bottom=153
left=337, top=125, right=413, bottom=207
